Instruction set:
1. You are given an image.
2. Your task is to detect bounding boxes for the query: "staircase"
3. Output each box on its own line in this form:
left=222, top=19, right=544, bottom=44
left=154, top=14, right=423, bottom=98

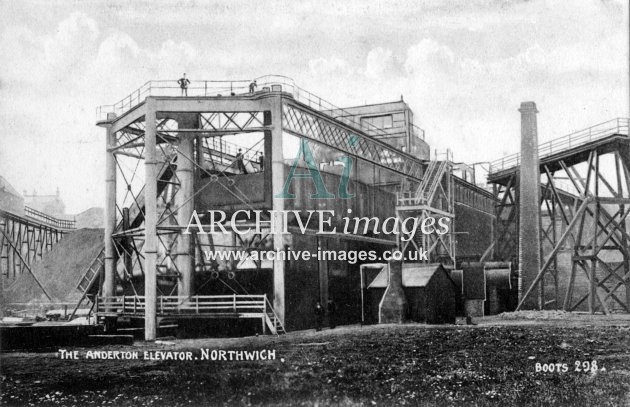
left=412, top=160, right=449, bottom=205
left=76, top=249, right=105, bottom=295
left=68, top=248, right=104, bottom=320
left=264, top=296, right=286, bottom=335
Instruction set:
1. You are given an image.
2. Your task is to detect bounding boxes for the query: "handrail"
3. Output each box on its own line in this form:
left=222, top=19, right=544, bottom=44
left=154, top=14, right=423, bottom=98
left=489, top=118, right=629, bottom=174
left=411, top=124, right=426, bottom=141
left=264, top=294, right=285, bottom=335
left=24, top=206, right=75, bottom=230
left=96, top=79, right=252, bottom=121
left=95, top=75, right=422, bottom=144
left=96, top=295, right=268, bottom=315
left=203, top=137, right=261, bottom=163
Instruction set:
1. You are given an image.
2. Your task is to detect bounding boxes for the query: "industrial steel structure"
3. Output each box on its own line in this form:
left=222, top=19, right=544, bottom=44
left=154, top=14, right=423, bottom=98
left=4, top=75, right=625, bottom=339
left=489, top=117, right=630, bottom=313
left=92, top=76, right=494, bottom=339
left=0, top=208, right=75, bottom=300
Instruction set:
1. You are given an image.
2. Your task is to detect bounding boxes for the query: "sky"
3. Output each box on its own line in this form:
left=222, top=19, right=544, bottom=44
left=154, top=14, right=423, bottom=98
left=0, top=0, right=628, bottom=213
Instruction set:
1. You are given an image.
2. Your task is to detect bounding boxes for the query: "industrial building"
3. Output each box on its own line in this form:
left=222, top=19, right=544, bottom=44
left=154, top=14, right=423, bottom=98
left=1, top=75, right=628, bottom=341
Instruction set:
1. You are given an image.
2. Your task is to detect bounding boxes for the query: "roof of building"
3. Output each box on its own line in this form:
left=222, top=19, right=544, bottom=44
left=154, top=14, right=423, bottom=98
left=368, top=263, right=447, bottom=289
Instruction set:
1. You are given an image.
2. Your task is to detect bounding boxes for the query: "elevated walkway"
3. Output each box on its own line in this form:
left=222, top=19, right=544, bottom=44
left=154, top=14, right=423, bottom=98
left=96, top=294, right=286, bottom=335
left=97, top=75, right=426, bottom=181
left=1, top=208, right=74, bottom=289
left=23, top=206, right=76, bottom=230
left=488, top=118, right=629, bottom=184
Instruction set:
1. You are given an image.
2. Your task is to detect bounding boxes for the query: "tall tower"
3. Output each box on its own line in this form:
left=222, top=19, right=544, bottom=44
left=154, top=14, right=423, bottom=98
left=518, top=101, right=541, bottom=309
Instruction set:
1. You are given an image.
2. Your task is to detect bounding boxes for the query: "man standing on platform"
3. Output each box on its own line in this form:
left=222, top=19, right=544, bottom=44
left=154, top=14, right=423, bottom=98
left=178, top=73, right=190, bottom=96
left=258, top=152, right=264, bottom=172
left=235, top=149, right=248, bottom=174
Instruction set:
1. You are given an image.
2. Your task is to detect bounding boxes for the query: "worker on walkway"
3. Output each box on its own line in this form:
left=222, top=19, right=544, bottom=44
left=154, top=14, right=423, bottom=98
left=178, top=73, right=190, bottom=96
left=236, top=149, right=248, bottom=174
left=249, top=80, right=257, bottom=93
left=258, top=152, right=264, bottom=172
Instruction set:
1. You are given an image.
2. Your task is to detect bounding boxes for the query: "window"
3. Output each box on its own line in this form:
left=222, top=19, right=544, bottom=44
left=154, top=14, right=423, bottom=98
left=361, top=114, right=393, bottom=130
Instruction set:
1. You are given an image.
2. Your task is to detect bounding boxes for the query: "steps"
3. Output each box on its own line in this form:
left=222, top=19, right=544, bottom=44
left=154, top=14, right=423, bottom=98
left=410, top=160, right=449, bottom=205
left=265, top=312, right=286, bottom=335
left=76, top=249, right=105, bottom=295
left=263, top=295, right=286, bottom=335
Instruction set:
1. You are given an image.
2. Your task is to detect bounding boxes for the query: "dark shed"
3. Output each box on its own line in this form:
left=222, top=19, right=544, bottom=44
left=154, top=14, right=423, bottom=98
left=367, top=263, right=456, bottom=324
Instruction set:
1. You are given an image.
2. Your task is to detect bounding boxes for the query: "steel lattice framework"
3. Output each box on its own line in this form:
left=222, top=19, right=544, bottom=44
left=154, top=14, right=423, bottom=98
left=0, top=210, right=69, bottom=299
left=282, top=103, right=425, bottom=180
left=93, top=83, right=463, bottom=339
left=396, top=158, right=456, bottom=265
left=489, top=122, right=630, bottom=313
left=105, top=111, right=270, bottom=298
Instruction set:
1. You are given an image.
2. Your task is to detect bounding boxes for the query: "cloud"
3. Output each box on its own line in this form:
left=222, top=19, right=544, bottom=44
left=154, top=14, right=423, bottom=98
left=308, top=57, right=353, bottom=76
left=0, top=1, right=627, bottom=212
left=398, top=33, right=627, bottom=163
left=404, top=39, right=456, bottom=77
left=365, top=47, right=393, bottom=78
left=0, top=12, right=206, bottom=212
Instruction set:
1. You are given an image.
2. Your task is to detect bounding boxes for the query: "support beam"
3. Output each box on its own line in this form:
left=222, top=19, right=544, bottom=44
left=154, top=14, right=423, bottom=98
left=270, top=100, right=285, bottom=325
left=175, top=115, right=197, bottom=299
left=144, top=99, right=158, bottom=341
left=104, top=122, right=117, bottom=300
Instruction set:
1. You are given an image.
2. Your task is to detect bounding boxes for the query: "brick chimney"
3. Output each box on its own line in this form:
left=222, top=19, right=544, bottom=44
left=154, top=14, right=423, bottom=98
left=518, top=101, right=542, bottom=309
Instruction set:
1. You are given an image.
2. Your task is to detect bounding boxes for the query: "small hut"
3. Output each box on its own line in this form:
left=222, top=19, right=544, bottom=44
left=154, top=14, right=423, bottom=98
left=367, top=263, right=456, bottom=324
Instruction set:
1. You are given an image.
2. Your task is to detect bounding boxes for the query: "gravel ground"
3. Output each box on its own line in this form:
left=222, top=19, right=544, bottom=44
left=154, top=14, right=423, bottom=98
left=1, top=315, right=630, bottom=406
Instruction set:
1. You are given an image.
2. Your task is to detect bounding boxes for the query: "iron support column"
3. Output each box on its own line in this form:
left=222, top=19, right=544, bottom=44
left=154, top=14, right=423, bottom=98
left=176, top=133, right=195, bottom=298
left=144, top=100, right=158, bottom=340
left=271, top=98, right=285, bottom=324
left=104, top=121, right=117, bottom=300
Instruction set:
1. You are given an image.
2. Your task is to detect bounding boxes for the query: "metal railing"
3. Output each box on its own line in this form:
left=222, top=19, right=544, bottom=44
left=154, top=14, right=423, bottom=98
left=95, top=75, right=424, bottom=145
left=96, top=294, right=269, bottom=315
left=96, top=79, right=252, bottom=121
left=489, top=118, right=629, bottom=174
left=433, top=148, right=453, bottom=163
left=204, top=137, right=261, bottom=163
left=411, top=124, right=426, bottom=141
left=24, top=206, right=76, bottom=230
